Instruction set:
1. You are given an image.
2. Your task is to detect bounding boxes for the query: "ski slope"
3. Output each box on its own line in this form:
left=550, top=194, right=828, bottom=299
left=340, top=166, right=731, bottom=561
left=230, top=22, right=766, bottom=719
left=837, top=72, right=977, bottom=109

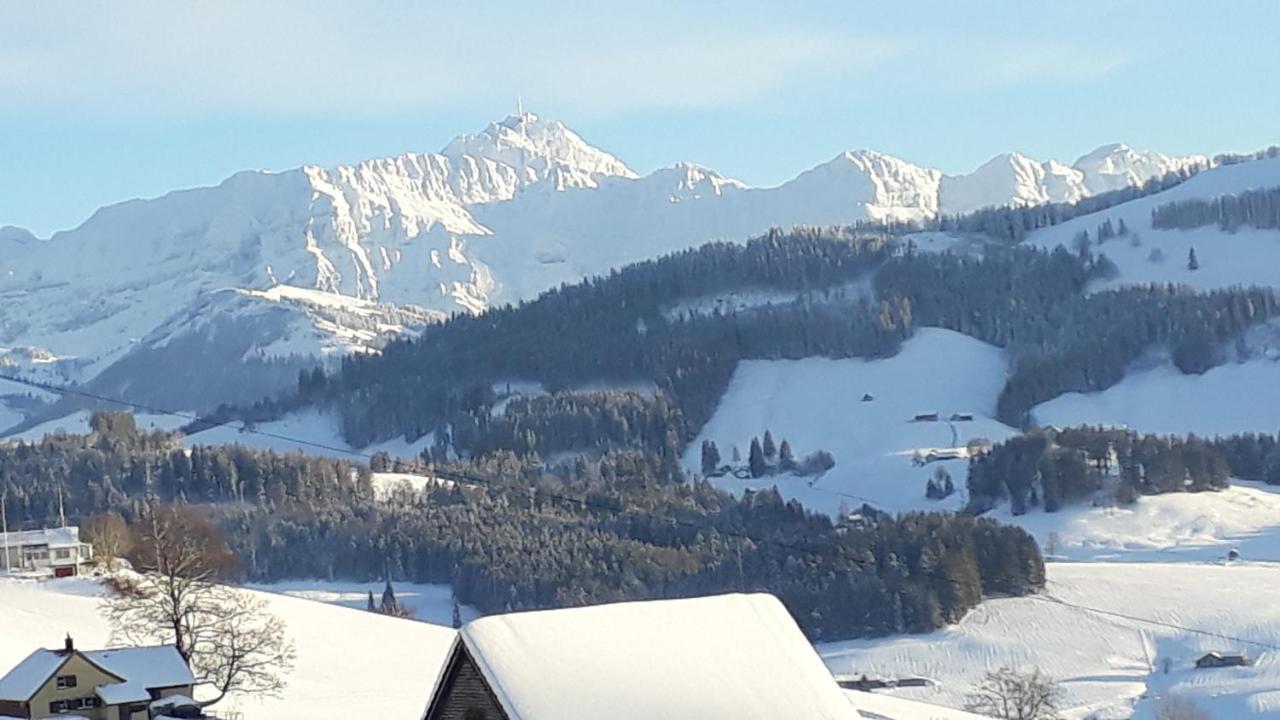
left=685, top=328, right=1018, bottom=516
left=821, top=561, right=1280, bottom=720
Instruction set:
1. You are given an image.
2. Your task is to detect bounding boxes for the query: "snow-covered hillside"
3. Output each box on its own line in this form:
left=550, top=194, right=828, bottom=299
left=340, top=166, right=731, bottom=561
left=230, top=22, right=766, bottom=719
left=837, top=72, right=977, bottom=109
left=0, top=111, right=1202, bottom=427
left=1033, top=353, right=1280, bottom=437
left=821, top=561, right=1280, bottom=719
left=1026, top=156, right=1280, bottom=292
left=685, top=328, right=1018, bottom=516
left=988, top=480, right=1280, bottom=563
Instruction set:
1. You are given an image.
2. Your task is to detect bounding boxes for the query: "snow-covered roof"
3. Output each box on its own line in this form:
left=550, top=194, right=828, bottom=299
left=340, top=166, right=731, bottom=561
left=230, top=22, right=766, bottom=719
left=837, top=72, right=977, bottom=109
left=0, top=527, right=81, bottom=548
left=95, top=681, right=152, bottom=704
left=84, top=646, right=193, bottom=689
left=0, top=644, right=190, bottom=703
left=150, top=694, right=197, bottom=708
left=0, top=649, right=68, bottom=701
left=450, top=593, right=858, bottom=720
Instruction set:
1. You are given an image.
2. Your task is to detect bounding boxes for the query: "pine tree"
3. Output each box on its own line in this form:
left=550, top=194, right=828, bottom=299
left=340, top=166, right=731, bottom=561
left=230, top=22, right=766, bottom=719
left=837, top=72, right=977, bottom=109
left=778, top=440, right=795, bottom=471
left=381, top=579, right=398, bottom=614
left=749, top=437, right=766, bottom=478
left=366, top=590, right=376, bottom=612
left=700, top=440, right=721, bottom=476
left=451, top=594, right=463, bottom=629
left=762, top=430, right=777, bottom=460
left=1188, top=246, right=1199, bottom=271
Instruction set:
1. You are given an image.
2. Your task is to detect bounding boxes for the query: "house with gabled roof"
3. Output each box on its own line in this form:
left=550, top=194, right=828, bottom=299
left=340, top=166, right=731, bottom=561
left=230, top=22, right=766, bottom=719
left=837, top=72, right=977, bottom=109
left=421, top=593, right=869, bottom=720
left=0, top=636, right=194, bottom=720
left=0, top=527, right=94, bottom=577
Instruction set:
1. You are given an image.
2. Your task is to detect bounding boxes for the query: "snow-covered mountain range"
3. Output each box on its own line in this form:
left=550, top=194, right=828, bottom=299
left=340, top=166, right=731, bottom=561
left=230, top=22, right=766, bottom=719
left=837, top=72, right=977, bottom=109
left=0, top=112, right=1204, bottom=420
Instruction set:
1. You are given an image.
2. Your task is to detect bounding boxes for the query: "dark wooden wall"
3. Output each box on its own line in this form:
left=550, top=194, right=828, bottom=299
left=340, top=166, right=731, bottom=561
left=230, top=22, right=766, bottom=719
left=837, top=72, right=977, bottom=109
left=422, top=644, right=508, bottom=720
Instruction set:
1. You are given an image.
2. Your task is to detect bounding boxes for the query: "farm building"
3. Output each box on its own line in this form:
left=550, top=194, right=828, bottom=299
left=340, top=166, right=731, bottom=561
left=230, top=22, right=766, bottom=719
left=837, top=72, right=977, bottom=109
left=421, top=593, right=860, bottom=720
left=1195, top=652, right=1249, bottom=669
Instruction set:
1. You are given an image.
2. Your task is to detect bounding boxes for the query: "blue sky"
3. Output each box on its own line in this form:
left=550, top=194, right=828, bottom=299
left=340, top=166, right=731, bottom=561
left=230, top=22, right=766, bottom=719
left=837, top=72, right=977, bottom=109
left=2, top=0, right=1277, bottom=236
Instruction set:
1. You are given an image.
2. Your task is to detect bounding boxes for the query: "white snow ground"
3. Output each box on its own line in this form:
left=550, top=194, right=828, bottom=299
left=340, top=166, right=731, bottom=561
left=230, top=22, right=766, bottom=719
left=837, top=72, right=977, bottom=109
left=2, top=410, right=189, bottom=442
left=245, top=580, right=479, bottom=626
left=1026, top=156, right=1280, bottom=293
left=821, top=561, right=1280, bottom=720
left=987, top=481, right=1280, bottom=563
left=685, top=328, right=1018, bottom=515
left=1033, top=355, right=1280, bottom=438
left=178, top=409, right=435, bottom=460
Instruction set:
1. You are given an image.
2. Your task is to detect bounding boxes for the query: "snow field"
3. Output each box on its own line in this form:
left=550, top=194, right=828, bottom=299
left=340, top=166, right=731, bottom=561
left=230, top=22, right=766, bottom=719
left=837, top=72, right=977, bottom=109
left=1026, top=157, right=1280, bottom=294
left=821, top=562, right=1280, bottom=719
left=685, top=328, right=1018, bottom=516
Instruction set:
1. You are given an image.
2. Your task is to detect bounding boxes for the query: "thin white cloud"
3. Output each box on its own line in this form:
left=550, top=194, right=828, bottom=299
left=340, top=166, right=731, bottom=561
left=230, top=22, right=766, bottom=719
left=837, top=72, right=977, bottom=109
left=0, top=1, right=904, bottom=120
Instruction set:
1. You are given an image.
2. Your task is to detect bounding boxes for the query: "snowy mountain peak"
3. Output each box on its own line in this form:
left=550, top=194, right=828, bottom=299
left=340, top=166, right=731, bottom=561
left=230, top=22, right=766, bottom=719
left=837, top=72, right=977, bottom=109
left=441, top=112, right=637, bottom=190
left=1072, top=143, right=1207, bottom=195
left=653, top=163, right=747, bottom=196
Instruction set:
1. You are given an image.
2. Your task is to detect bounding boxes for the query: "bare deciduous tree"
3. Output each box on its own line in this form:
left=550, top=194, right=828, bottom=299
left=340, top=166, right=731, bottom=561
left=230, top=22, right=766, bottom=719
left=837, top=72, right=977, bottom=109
left=103, top=503, right=295, bottom=707
left=1153, top=694, right=1210, bottom=720
left=964, top=666, right=1061, bottom=720
left=82, top=512, right=132, bottom=566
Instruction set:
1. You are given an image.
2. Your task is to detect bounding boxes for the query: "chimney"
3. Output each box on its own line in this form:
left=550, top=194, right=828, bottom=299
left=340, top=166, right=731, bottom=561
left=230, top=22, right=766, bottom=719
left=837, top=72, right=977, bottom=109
left=64, top=634, right=74, bottom=653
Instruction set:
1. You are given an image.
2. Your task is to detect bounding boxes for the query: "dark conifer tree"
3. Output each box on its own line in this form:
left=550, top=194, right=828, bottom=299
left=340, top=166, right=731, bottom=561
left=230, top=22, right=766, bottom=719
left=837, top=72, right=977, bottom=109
left=763, top=430, right=777, bottom=460
left=778, top=440, right=795, bottom=471
left=749, top=437, right=766, bottom=478
left=381, top=579, right=398, bottom=614
left=700, top=440, right=721, bottom=476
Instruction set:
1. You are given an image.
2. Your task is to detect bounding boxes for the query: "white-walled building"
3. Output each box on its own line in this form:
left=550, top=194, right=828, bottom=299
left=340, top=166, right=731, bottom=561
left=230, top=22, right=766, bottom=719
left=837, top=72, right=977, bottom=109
left=0, top=527, right=94, bottom=577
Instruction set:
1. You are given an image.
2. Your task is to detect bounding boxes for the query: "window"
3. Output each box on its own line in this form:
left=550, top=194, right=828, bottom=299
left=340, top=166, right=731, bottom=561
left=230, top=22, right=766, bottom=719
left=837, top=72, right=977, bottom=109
left=55, top=549, right=72, bottom=560
left=49, top=697, right=98, bottom=712
left=56, top=675, right=77, bottom=689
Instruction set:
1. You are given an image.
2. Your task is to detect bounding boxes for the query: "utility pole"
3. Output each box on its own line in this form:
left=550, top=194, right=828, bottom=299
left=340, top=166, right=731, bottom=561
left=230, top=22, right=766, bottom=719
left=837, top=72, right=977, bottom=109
left=57, top=485, right=67, bottom=528
left=1, top=489, right=9, bottom=574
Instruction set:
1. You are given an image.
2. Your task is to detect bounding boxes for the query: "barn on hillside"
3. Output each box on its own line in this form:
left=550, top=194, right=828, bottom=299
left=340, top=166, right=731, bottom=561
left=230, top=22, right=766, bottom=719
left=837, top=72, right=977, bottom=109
left=420, top=593, right=859, bottom=720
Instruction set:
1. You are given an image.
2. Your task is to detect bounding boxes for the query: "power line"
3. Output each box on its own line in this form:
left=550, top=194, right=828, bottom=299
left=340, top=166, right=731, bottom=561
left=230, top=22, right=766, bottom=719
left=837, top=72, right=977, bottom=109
left=1030, top=593, right=1280, bottom=651
left=0, top=372, right=866, bottom=561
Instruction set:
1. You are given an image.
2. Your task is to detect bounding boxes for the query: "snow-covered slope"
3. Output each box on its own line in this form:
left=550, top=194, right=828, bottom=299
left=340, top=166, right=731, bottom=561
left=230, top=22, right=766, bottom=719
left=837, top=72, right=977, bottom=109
left=685, top=328, right=1019, bottom=516
left=0, top=111, right=1201, bottom=425
left=821, top=561, right=1280, bottom=719
left=1025, top=156, right=1280, bottom=292
left=1028, top=277, right=1280, bottom=441
left=988, top=480, right=1280, bottom=563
